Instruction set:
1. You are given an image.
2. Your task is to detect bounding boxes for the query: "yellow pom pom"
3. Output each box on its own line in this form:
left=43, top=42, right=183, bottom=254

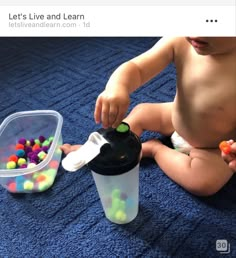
left=25, top=140, right=31, bottom=146
left=23, top=180, right=34, bottom=190
left=115, top=210, right=127, bottom=222
left=17, top=158, right=27, bottom=166
left=6, top=161, right=16, bottom=169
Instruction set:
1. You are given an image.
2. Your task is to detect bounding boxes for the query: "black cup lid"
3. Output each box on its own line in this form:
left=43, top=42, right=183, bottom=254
left=88, top=122, right=141, bottom=175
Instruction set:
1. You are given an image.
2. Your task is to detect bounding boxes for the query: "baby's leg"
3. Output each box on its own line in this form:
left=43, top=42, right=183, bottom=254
left=144, top=140, right=234, bottom=196
left=124, top=102, right=174, bottom=136
left=124, top=102, right=174, bottom=157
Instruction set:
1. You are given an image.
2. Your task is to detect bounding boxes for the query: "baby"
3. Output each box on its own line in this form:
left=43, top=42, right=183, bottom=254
left=61, top=37, right=236, bottom=196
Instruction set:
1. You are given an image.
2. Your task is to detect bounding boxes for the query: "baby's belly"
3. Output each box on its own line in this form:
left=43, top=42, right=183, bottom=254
left=172, top=108, right=236, bottom=149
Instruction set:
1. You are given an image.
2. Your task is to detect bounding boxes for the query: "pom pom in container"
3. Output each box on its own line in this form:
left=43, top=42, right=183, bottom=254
left=0, top=110, right=63, bottom=193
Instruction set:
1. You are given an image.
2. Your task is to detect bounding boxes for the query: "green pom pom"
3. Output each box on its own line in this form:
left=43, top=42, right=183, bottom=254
left=42, top=140, right=50, bottom=147
left=116, top=123, right=129, bottom=133
left=38, top=151, right=47, bottom=160
left=48, top=136, right=54, bottom=142
left=34, top=139, right=41, bottom=146
left=45, top=168, right=57, bottom=177
left=38, top=181, right=51, bottom=191
left=112, top=188, right=121, bottom=198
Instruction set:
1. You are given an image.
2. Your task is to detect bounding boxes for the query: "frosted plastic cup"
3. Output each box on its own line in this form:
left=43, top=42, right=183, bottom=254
left=88, top=122, right=141, bottom=224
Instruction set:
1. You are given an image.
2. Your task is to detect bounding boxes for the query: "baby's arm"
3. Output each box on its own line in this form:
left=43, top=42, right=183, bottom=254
left=220, top=140, right=236, bottom=172
left=94, top=37, right=176, bottom=128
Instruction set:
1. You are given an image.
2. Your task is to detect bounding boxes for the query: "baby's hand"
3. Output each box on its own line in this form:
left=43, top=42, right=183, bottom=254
left=219, top=140, right=236, bottom=172
left=94, top=88, right=130, bottom=129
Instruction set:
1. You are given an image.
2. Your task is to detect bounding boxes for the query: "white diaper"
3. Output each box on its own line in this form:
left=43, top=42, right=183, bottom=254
left=171, top=131, right=193, bottom=154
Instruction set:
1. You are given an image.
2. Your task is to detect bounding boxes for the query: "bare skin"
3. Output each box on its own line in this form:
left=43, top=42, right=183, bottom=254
left=221, top=140, right=236, bottom=171
left=61, top=37, right=236, bottom=196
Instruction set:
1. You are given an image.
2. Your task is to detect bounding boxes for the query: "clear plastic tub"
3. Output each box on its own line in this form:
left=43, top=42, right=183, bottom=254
left=0, top=110, right=63, bottom=193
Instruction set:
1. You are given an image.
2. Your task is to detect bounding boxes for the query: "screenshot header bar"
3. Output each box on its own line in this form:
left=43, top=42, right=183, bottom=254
left=1, top=4, right=235, bottom=36
left=0, top=0, right=235, bottom=6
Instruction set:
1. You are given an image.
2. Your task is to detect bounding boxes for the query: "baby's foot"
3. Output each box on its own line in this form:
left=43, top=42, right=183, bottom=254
left=60, top=144, right=81, bottom=155
left=142, top=139, right=163, bottom=158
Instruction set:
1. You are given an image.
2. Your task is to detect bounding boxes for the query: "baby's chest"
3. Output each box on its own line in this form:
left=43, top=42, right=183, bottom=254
left=177, top=66, right=236, bottom=125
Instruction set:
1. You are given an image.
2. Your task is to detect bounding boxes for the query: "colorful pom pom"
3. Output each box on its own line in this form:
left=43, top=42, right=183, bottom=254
left=18, top=138, right=26, bottom=145
left=27, top=163, right=37, bottom=168
left=39, top=135, right=46, bottom=143
left=35, top=174, right=47, bottom=183
left=17, top=158, right=27, bottom=166
left=42, top=146, right=49, bottom=152
left=219, top=141, right=231, bottom=155
left=25, top=140, right=31, bottom=146
left=34, top=139, right=41, bottom=146
left=8, top=154, right=18, bottom=163
left=48, top=136, right=54, bottom=142
left=32, top=144, right=41, bottom=151
left=16, top=149, right=25, bottom=158
left=42, top=140, right=50, bottom=147
left=8, top=182, right=17, bottom=192
left=6, top=161, right=16, bottom=169
left=49, top=160, right=59, bottom=169
left=15, top=143, right=25, bottom=150
left=38, top=151, right=47, bottom=160
left=23, top=180, right=34, bottom=190
left=24, top=146, right=32, bottom=154
left=115, top=210, right=127, bottom=222
left=29, top=139, right=35, bottom=146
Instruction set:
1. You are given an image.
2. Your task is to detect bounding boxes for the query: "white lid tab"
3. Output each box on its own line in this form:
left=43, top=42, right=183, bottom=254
left=62, top=132, right=109, bottom=172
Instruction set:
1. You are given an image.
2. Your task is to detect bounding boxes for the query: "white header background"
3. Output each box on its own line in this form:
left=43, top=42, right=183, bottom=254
left=1, top=5, right=235, bottom=36
left=1, top=0, right=235, bottom=6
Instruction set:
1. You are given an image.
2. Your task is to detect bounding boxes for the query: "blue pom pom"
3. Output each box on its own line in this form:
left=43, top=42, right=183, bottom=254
left=16, top=149, right=25, bottom=158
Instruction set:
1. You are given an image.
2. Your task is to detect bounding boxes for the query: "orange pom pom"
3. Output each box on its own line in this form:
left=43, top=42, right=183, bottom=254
left=219, top=141, right=231, bottom=154
left=15, top=143, right=25, bottom=150
left=8, top=154, right=19, bottom=162
left=35, top=174, right=46, bottom=182
left=32, top=144, right=41, bottom=151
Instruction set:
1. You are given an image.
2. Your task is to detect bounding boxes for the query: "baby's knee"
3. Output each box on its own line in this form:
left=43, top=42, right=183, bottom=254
left=186, top=172, right=229, bottom=196
left=130, top=103, right=149, bottom=116
left=124, top=103, right=149, bottom=135
left=187, top=181, right=220, bottom=196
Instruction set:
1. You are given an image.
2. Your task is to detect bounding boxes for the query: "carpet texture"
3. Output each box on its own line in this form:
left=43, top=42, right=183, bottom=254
left=0, top=37, right=235, bottom=258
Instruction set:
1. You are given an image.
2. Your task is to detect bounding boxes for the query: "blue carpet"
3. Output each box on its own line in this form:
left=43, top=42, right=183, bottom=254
left=0, top=37, right=235, bottom=257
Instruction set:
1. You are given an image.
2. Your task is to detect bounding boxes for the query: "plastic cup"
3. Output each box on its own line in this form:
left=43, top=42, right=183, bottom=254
left=88, top=122, right=141, bottom=224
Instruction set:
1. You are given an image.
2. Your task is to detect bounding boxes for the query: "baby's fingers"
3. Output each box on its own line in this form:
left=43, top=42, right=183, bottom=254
left=94, top=96, right=103, bottom=124
left=101, top=101, right=110, bottom=128
left=229, top=159, right=236, bottom=172
left=111, top=107, right=127, bottom=128
left=230, top=142, right=236, bottom=154
left=221, top=151, right=233, bottom=164
left=108, top=104, right=118, bottom=128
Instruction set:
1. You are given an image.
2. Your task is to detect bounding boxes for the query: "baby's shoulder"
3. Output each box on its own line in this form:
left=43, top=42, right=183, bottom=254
left=172, top=37, right=190, bottom=51
left=158, top=37, right=190, bottom=55
left=167, top=37, right=190, bottom=61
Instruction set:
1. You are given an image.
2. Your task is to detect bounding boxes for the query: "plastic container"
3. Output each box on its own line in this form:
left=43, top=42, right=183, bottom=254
left=88, top=122, right=142, bottom=224
left=0, top=110, right=63, bottom=193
